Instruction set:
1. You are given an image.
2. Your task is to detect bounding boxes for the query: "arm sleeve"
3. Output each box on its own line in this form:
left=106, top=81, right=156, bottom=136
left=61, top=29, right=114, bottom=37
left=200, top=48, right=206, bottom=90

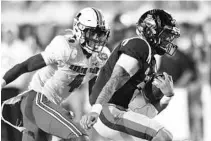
left=41, top=35, right=72, bottom=65
left=116, top=54, right=139, bottom=77
left=119, top=38, right=150, bottom=68
left=3, top=54, right=46, bottom=85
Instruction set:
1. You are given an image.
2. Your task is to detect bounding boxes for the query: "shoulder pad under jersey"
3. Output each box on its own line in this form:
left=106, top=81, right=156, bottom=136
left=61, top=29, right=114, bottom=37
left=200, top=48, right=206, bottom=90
left=62, top=29, right=82, bottom=61
left=48, top=33, right=79, bottom=62
left=63, top=29, right=77, bottom=44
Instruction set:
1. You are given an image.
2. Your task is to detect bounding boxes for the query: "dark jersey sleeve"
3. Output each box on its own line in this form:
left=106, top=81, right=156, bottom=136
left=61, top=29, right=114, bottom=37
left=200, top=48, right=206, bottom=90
left=3, top=54, right=46, bottom=85
left=119, top=38, right=150, bottom=68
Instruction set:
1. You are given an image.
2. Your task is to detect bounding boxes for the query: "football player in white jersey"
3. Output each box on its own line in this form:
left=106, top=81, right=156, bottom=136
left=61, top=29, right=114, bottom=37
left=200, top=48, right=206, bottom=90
left=1, top=7, right=110, bottom=141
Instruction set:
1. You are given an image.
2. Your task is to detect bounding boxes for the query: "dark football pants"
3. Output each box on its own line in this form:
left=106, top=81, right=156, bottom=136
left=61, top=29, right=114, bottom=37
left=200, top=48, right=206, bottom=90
left=21, top=90, right=87, bottom=140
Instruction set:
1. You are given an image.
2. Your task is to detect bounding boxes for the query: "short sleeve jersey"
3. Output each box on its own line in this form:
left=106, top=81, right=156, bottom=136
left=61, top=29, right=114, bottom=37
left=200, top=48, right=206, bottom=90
left=29, top=34, right=110, bottom=104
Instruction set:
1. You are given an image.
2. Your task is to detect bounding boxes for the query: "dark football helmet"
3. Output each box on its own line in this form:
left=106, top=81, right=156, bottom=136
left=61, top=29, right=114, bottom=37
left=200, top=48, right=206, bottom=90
left=136, top=9, right=180, bottom=56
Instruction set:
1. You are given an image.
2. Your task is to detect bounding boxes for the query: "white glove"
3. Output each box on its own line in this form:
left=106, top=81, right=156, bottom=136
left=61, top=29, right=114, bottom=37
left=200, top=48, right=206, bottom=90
left=1, top=78, right=6, bottom=89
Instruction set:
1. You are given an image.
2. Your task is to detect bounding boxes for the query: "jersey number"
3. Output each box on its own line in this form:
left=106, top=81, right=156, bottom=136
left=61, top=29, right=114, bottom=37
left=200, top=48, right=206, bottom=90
left=68, top=74, right=85, bottom=92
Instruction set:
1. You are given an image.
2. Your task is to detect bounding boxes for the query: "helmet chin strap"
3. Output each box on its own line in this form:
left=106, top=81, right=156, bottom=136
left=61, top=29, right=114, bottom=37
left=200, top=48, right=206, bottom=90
left=155, top=47, right=166, bottom=55
left=76, top=35, right=93, bottom=58
left=80, top=43, right=92, bottom=58
left=154, top=38, right=165, bottom=55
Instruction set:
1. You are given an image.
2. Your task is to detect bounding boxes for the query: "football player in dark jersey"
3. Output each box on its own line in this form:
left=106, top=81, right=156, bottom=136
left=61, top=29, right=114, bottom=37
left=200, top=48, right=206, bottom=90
left=80, top=9, right=180, bottom=141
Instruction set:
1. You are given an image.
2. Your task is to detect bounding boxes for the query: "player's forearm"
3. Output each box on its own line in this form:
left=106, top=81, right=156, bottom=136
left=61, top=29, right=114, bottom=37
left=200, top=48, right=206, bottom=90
left=2, top=63, right=29, bottom=85
left=2, top=54, right=46, bottom=87
left=95, top=65, right=130, bottom=105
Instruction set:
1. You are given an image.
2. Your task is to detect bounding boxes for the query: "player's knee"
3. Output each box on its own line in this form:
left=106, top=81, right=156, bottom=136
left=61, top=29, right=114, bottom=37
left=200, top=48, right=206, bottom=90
left=152, top=128, right=173, bottom=141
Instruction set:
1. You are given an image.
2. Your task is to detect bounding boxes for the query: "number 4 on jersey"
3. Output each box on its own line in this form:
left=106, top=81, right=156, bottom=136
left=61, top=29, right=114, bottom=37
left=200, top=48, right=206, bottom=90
left=68, top=74, right=85, bottom=92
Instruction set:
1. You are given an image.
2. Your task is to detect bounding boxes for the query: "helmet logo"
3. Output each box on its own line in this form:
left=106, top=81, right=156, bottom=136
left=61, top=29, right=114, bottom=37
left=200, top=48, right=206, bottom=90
left=156, top=16, right=161, bottom=28
left=145, top=15, right=156, bottom=28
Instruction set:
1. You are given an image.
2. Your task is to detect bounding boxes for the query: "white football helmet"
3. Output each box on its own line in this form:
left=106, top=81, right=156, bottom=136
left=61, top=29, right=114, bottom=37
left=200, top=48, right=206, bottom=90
left=73, top=7, right=110, bottom=54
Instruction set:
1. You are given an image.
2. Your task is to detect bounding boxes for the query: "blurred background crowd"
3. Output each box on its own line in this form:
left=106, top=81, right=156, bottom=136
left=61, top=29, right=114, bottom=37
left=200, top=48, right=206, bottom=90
left=1, top=1, right=211, bottom=141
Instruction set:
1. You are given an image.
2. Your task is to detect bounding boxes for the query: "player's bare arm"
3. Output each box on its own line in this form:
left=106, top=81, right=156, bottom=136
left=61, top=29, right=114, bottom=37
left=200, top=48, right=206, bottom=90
left=1, top=54, right=46, bottom=87
left=96, top=53, right=140, bottom=105
left=95, top=64, right=130, bottom=105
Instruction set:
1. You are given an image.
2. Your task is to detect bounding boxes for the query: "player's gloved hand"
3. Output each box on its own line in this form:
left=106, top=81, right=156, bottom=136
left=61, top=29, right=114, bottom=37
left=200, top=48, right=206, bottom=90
left=80, top=112, right=99, bottom=130
left=152, top=72, right=174, bottom=97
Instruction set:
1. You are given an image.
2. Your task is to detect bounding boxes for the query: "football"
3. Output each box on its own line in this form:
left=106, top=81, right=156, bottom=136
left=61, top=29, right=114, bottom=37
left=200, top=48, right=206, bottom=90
left=143, top=73, right=164, bottom=102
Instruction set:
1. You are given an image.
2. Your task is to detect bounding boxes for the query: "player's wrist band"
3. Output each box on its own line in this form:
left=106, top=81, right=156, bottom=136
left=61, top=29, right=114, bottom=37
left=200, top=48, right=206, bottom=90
left=162, top=95, right=173, bottom=104
left=166, top=92, right=174, bottom=97
left=91, top=104, right=102, bottom=115
left=1, top=78, right=6, bottom=88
